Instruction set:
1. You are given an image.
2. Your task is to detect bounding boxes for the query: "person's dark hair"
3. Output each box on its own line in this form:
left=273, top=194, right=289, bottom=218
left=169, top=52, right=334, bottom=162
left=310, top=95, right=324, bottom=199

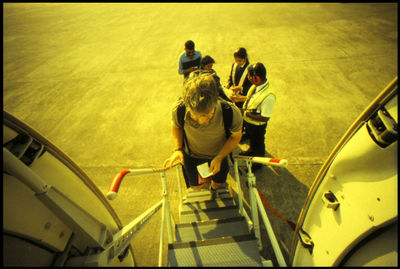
left=200, top=55, right=215, bottom=68
left=183, top=74, right=218, bottom=113
left=248, top=62, right=267, bottom=80
left=233, top=47, right=247, bottom=59
left=185, top=40, right=195, bottom=50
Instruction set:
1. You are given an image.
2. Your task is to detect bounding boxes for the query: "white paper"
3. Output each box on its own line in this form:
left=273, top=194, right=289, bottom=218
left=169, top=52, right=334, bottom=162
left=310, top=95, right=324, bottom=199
left=197, top=162, right=213, bottom=178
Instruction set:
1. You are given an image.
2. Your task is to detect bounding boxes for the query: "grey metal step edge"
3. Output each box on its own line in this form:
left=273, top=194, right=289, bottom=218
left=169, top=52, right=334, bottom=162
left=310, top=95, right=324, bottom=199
left=180, top=205, right=238, bottom=215
left=185, top=190, right=229, bottom=200
left=175, top=216, right=246, bottom=228
left=183, top=196, right=233, bottom=203
left=168, top=234, right=257, bottom=250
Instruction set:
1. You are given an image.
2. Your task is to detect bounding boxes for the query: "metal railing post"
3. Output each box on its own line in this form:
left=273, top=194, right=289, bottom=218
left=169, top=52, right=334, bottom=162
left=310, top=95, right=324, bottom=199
left=158, top=200, right=165, bottom=267
left=247, top=160, right=262, bottom=251
left=234, top=159, right=244, bottom=215
left=175, top=166, right=183, bottom=206
left=253, top=188, right=287, bottom=267
left=160, top=171, right=173, bottom=244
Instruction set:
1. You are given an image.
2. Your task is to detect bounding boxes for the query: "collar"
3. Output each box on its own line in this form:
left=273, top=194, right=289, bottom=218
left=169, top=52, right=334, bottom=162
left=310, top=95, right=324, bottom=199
left=186, top=50, right=196, bottom=58
left=184, top=102, right=220, bottom=127
left=255, top=80, right=269, bottom=93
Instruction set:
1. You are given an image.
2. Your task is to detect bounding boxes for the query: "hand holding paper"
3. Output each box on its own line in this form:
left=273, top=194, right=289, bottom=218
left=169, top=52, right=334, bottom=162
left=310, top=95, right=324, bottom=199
left=197, top=162, right=213, bottom=178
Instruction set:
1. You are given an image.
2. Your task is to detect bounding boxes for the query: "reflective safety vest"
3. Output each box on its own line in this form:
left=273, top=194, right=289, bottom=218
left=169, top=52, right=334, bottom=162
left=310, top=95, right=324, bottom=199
left=232, top=63, right=250, bottom=90
left=243, top=82, right=276, bottom=125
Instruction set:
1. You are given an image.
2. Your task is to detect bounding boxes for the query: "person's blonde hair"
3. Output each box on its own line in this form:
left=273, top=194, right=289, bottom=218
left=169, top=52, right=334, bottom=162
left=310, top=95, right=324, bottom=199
left=183, top=74, right=218, bottom=113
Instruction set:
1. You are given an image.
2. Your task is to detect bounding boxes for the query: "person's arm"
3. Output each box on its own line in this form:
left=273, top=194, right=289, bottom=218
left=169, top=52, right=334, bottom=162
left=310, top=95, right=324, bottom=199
left=183, top=66, right=197, bottom=76
left=226, top=63, right=234, bottom=89
left=209, top=130, right=242, bottom=174
left=178, top=56, right=184, bottom=75
left=163, top=126, right=185, bottom=168
left=244, top=111, right=270, bottom=123
left=231, top=94, right=247, bottom=103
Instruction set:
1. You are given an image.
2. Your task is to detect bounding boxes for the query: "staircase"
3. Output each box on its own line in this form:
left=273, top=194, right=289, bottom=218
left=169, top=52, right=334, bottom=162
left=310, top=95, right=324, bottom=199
left=168, top=187, right=266, bottom=267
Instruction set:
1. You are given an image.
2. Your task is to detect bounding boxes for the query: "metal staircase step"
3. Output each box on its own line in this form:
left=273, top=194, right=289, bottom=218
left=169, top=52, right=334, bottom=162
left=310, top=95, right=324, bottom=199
left=185, top=187, right=229, bottom=198
left=180, top=197, right=236, bottom=212
left=183, top=190, right=231, bottom=203
left=168, top=234, right=263, bottom=267
left=175, top=216, right=249, bottom=242
left=179, top=205, right=240, bottom=223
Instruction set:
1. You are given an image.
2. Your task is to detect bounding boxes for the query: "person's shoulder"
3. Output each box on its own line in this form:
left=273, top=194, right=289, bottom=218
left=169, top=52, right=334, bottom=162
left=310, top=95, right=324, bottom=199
left=230, top=102, right=242, bottom=116
left=179, top=51, right=186, bottom=58
left=220, top=100, right=240, bottom=114
left=172, top=98, right=185, bottom=111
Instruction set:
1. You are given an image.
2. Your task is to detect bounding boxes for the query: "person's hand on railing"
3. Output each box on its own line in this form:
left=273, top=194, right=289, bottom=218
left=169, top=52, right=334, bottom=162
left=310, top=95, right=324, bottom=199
left=163, top=150, right=184, bottom=169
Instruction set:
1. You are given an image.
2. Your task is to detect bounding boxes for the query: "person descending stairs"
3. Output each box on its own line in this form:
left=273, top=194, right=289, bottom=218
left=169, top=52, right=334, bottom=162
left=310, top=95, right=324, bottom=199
left=167, top=186, right=264, bottom=267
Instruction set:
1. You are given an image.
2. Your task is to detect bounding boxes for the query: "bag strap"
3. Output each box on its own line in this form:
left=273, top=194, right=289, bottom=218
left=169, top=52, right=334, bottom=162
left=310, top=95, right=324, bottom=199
left=177, top=100, right=192, bottom=155
left=220, top=100, right=233, bottom=138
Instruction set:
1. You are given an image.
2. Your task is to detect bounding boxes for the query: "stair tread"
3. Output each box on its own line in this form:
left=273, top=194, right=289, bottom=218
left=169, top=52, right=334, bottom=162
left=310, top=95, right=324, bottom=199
left=168, top=234, right=262, bottom=266
left=175, top=216, right=249, bottom=242
left=183, top=192, right=231, bottom=203
left=181, top=197, right=236, bottom=212
left=185, top=187, right=229, bottom=197
left=180, top=206, right=240, bottom=223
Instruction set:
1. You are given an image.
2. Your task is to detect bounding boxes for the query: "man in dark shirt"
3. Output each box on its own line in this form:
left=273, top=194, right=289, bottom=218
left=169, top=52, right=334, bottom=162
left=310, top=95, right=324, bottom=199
left=178, top=40, right=202, bottom=80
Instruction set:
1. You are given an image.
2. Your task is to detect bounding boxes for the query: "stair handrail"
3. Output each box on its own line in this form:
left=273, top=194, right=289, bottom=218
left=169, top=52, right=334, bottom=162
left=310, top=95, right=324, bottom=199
left=105, top=162, right=183, bottom=267
left=232, top=155, right=288, bottom=267
left=106, top=162, right=183, bottom=200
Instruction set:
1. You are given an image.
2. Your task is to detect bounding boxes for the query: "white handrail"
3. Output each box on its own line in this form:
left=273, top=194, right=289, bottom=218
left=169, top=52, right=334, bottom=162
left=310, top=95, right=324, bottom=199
left=105, top=164, right=181, bottom=267
left=233, top=155, right=288, bottom=168
left=233, top=155, right=289, bottom=267
left=175, top=166, right=184, bottom=206
left=159, top=200, right=166, bottom=266
left=106, top=162, right=183, bottom=200
left=252, top=188, right=287, bottom=267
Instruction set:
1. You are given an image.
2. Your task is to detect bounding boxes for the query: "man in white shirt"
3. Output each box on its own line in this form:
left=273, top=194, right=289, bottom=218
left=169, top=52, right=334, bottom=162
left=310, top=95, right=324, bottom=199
left=240, top=63, right=276, bottom=170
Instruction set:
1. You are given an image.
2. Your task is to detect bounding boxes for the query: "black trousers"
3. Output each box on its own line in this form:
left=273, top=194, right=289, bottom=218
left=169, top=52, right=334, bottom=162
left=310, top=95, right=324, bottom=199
left=181, top=151, right=229, bottom=187
left=243, top=121, right=267, bottom=157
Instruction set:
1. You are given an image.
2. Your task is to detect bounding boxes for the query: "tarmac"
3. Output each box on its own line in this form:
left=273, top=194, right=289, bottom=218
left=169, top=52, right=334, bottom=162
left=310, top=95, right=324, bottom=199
left=3, top=3, right=398, bottom=267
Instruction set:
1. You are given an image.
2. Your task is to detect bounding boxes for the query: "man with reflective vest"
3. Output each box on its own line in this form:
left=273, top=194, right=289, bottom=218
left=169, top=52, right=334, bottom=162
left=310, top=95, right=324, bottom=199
left=240, top=62, right=276, bottom=171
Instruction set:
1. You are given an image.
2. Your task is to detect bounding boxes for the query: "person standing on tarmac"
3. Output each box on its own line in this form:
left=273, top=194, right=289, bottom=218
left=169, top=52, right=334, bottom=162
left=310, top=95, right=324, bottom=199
left=225, top=47, right=253, bottom=111
left=189, top=55, right=231, bottom=102
left=163, top=74, right=242, bottom=198
left=178, top=40, right=202, bottom=80
left=240, top=62, right=276, bottom=171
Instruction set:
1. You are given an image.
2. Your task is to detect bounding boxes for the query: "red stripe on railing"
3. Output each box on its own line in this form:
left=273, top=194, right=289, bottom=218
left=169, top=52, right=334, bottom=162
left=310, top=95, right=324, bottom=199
left=269, top=158, right=281, bottom=163
left=107, top=170, right=131, bottom=199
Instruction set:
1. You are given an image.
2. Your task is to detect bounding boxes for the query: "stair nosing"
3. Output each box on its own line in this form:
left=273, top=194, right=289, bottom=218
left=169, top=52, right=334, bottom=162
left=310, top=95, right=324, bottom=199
left=184, top=191, right=229, bottom=200
left=168, top=234, right=257, bottom=250
left=175, top=216, right=245, bottom=228
left=180, top=205, right=238, bottom=215
left=182, top=196, right=233, bottom=205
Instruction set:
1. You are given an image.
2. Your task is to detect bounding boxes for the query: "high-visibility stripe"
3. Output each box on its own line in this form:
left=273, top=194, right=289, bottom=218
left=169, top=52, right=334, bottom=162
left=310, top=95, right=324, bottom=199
left=243, top=82, right=275, bottom=125
left=232, top=63, right=250, bottom=90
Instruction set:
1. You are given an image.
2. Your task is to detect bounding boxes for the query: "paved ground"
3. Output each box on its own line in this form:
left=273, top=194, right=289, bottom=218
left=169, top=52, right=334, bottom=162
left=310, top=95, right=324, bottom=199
left=3, top=3, right=397, bottom=266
